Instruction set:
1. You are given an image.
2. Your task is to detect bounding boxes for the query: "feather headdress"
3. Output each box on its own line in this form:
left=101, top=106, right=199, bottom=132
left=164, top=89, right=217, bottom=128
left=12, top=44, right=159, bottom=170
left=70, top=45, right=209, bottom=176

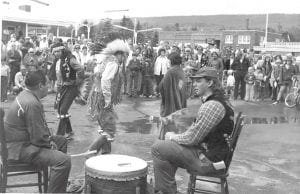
left=101, top=39, right=130, bottom=55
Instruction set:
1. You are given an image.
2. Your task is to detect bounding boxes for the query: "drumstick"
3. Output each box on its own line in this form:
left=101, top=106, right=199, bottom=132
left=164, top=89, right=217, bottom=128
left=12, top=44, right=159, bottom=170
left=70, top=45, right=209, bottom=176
left=70, top=150, right=97, bottom=158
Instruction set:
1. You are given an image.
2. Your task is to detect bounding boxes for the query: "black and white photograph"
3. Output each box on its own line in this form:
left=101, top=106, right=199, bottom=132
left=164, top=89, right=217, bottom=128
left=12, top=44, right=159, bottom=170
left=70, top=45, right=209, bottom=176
left=1, top=0, right=300, bottom=193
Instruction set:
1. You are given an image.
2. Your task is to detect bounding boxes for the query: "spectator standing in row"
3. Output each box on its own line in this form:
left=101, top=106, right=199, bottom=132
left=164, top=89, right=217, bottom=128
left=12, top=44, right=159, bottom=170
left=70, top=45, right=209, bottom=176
left=226, top=69, right=235, bottom=99
left=159, top=52, right=187, bottom=117
left=21, top=36, right=34, bottom=57
left=127, top=53, right=141, bottom=97
left=231, top=52, right=251, bottom=100
left=208, top=51, right=224, bottom=80
left=154, top=48, right=170, bottom=97
left=262, top=55, right=273, bottom=98
left=1, top=58, right=9, bottom=102
left=81, top=45, right=91, bottom=69
left=7, top=42, right=22, bottom=93
left=270, top=59, right=282, bottom=102
left=73, top=44, right=82, bottom=65
left=39, top=36, right=49, bottom=49
left=135, top=47, right=144, bottom=95
left=23, top=48, right=38, bottom=71
left=244, top=67, right=256, bottom=102
left=273, top=56, right=297, bottom=104
left=254, top=66, right=265, bottom=101
left=142, top=59, right=154, bottom=97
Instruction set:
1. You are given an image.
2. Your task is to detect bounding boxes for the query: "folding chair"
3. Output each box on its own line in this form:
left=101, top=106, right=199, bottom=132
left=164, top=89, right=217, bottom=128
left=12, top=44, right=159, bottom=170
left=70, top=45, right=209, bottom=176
left=187, top=112, right=244, bottom=194
left=0, top=108, right=48, bottom=193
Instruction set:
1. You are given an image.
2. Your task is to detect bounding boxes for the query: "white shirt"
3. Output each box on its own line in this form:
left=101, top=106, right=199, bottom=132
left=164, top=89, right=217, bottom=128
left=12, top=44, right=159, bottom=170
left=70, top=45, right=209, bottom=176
left=226, top=75, right=235, bottom=87
left=80, top=53, right=90, bottom=67
left=125, top=50, right=133, bottom=67
left=73, top=51, right=82, bottom=65
left=14, top=72, right=25, bottom=88
left=154, top=56, right=170, bottom=75
left=101, top=61, right=119, bottom=104
left=39, top=40, right=48, bottom=49
left=1, top=64, right=9, bottom=76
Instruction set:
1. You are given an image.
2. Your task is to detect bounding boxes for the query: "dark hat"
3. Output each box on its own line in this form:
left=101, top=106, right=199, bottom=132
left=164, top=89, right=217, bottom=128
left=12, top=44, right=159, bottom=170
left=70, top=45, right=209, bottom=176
left=168, top=52, right=182, bottom=66
left=51, top=42, right=65, bottom=53
left=286, top=55, right=293, bottom=61
left=190, top=67, right=218, bottom=79
left=74, top=44, right=81, bottom=49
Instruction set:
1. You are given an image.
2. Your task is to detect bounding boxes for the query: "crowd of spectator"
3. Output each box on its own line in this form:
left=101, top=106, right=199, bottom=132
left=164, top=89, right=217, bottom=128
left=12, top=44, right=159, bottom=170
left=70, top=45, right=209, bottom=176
left=1, top=33, right=300, bottom=105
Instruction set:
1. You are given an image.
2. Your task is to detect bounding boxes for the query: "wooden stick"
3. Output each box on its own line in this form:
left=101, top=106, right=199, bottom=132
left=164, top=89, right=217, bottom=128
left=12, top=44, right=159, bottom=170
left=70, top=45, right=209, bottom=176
left=70, top=150, right=97, bottom=158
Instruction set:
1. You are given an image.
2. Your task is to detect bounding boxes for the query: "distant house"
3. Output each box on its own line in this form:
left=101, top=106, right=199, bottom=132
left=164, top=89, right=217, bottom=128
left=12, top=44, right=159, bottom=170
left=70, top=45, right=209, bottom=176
left=159, top=31, right=222, bottom=48
left=159, top=30, right=284, bottom=51
left=253, top=42, right=300, bottom=54
left=2, top=0, right=75, bottom=43
left=221, top=30, right=284, bottom=50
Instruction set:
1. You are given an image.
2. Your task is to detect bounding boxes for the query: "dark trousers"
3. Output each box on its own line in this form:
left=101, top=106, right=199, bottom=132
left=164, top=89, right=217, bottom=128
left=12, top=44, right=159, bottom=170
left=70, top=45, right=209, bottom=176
left=143, top=76, right=154, bottom=97
left=8, top=63, right=20, bottom=90
left=1, top=76, right=8, bottom=101
left=56, top=85, right=78, bottom=135
left=155, top=74, right=164, bottom=94
left=20, top=136, right=71, bottom=193
left=271, top=86, right=279, bottom=101
left=128, top=73, right=139, bottom=96
left=234, top=72, right=246, bottom=100
left=151, top=140, right=215, bottom=194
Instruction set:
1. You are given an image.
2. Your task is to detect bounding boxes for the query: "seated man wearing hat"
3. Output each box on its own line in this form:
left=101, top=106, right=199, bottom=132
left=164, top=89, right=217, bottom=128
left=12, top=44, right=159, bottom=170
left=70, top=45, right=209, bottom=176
left=151, top=67, right=234, bottom=194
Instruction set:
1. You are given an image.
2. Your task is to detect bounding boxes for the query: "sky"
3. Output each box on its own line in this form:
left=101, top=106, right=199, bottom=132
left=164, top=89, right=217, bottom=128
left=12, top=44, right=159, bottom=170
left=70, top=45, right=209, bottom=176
left=4, top=0, right=300, bottom=22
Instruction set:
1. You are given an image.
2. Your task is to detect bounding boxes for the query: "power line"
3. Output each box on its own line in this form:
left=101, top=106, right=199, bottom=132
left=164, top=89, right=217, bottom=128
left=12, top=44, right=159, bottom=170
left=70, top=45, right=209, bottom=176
left=104, top=9, right=129, bottom=13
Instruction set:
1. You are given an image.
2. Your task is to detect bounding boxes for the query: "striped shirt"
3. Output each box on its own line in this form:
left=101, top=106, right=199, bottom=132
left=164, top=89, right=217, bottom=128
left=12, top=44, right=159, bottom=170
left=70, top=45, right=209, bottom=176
left=171, top=100, right=226, bottom=146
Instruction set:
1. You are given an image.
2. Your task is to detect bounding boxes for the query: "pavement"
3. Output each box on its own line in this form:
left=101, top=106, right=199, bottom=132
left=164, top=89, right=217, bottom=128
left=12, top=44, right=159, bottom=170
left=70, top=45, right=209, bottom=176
left=1, top=93, right=300, bottom=194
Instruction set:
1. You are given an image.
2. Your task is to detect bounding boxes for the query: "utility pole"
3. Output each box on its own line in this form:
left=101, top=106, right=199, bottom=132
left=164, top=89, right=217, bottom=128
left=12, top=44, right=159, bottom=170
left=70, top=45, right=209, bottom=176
left=264, top=13, right=269, bottom=46
left=113, top=19, right=161, bottom=45
left=29, top=0, right=49, bottom=6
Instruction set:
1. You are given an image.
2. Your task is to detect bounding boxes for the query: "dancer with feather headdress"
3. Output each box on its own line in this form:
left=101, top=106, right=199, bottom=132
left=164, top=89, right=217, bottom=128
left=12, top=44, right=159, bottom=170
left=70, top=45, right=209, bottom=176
left=86, top=39, right=130, bottom=154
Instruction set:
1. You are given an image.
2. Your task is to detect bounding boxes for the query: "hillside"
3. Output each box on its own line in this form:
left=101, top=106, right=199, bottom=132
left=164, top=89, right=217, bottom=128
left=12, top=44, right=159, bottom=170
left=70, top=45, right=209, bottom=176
left=136, top=14, right=300, bottom=29
left=133, top=14, right=300, bottom=41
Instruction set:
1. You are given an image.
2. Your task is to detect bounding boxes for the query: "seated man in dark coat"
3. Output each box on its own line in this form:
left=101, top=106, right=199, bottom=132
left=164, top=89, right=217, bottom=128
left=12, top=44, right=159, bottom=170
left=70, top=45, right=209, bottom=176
left=4, top=70, right=71, bottom=193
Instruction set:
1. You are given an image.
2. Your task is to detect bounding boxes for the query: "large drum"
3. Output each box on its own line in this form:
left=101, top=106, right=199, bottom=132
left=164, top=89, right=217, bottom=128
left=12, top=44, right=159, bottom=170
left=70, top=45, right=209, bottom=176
left=85, top=154, right=148, bottom=194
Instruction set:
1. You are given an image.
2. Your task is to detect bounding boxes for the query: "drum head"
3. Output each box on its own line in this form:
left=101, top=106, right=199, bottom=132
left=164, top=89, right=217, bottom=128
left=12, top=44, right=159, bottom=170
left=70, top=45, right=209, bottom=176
left=85, top=154, right=148, bottom=180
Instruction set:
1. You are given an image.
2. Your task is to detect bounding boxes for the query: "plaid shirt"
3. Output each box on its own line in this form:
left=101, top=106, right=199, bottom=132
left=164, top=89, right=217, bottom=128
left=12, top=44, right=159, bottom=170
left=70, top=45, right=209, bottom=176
left=171, top=100, right=225, bottom=146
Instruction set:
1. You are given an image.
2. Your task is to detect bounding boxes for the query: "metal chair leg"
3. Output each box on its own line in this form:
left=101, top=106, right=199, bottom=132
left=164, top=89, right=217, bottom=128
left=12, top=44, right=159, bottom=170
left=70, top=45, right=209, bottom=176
left=1, top=168, right=7, bottom=193
left=187, top=175, right=195, bottom=194
left=220, top=178, right=228, bottom=194
left=43, top=168, right=48, bottom=192
left=224, top=179, right=229, bottom=194
left=0, top=165, right=3, bottom=193
left=38, top=171, right=42, bottom=193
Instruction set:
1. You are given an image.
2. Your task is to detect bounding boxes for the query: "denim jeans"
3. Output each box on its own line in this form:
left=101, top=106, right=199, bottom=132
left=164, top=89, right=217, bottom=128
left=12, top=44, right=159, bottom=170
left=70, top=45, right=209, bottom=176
left=19, top=135, right=71, bottom=193
left=234, top=72, right=246, bottom=100
left=151, top=140, right=215, bottom=194
left=277, top=84, right=288, bottom=101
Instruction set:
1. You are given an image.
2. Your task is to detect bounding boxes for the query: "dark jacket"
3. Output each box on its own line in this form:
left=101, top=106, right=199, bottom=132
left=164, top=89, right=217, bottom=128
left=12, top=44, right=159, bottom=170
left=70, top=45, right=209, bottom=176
left=4, top=90, right=52, bottom=160
left=159, top=66, right=187, bottom=117
left=231, top=57, right=250, bottom=75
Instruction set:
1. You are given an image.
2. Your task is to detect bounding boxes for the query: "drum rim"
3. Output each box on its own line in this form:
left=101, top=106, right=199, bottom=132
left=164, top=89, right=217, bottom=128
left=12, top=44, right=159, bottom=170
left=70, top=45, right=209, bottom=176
left=85, top=154, right=148, bottom=181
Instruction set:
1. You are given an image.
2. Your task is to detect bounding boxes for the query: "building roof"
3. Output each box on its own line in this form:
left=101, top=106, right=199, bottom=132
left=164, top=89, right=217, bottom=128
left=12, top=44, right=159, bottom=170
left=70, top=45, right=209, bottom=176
left=254, top=42, right=300, bottom=52
left=223, top=29, right=282, bottom=36
left=2, top=8, right=75, bottom=27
